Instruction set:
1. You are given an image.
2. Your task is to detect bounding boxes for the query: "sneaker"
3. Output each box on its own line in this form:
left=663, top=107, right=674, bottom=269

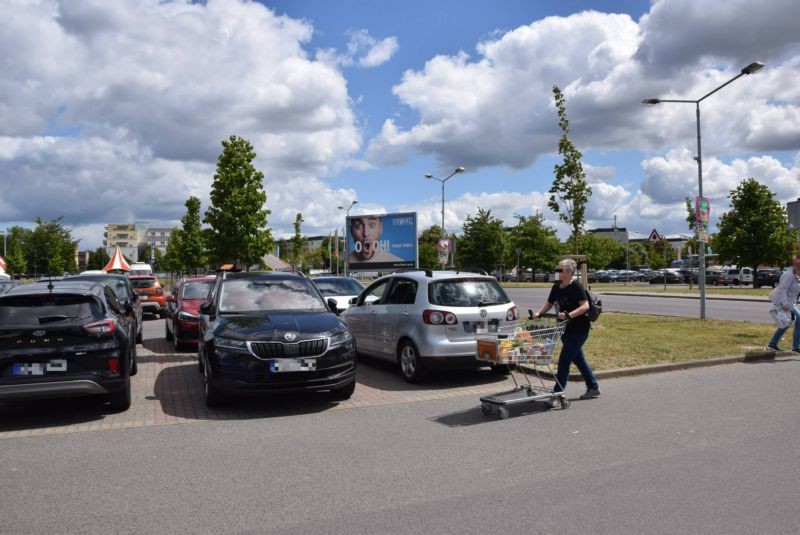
left=767, top=344, right=781, bottom=352
left=580, top=387, right=601, bottom=400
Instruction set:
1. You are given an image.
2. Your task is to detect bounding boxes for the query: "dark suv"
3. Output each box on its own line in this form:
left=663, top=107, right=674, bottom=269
left=65, top=272, right=143, bottom=343
left=754, top=269, right=781, bottom=288
left=197, top=271, right=357, bottom=407
left=0, top=281, right=137, bottom=411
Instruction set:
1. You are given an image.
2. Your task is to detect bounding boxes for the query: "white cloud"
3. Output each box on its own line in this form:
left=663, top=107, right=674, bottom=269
left=316, top=29, right=398, bottom=69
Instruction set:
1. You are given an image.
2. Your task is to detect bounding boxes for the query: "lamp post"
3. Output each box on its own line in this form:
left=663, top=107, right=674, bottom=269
left=338, top=200, right=358, bottom=277
left=643, top=61, right=764, bottom=319
left=425, top=166, right=465, bottom=268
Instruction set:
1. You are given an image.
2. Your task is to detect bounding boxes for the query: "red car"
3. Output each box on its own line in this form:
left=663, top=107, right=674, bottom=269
left=164, top=275, right=216, bottom=349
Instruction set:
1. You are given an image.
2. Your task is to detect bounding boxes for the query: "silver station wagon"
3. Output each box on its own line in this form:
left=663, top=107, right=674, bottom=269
left=342, top=269, right=519, bottom=382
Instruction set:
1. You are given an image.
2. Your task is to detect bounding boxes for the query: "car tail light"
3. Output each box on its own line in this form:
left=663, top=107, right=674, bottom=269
left=108, top=358, right=120, bottom=375
left=83, top=319, right=117, bottom=337
left=423, top=309, right=458, bottom=325
left=506, top=306, right=519, bottom=321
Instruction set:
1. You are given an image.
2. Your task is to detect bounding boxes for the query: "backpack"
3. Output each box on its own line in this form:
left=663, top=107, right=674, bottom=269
left=576, top=282, right=602, bottom=322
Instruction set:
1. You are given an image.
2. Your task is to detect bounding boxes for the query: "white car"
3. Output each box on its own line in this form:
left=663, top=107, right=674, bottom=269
left=313, top=276, right=366, bottom=313
left=342, top=270, right=519, bottom=382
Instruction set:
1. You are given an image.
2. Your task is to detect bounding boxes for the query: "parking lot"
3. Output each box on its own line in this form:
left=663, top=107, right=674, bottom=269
left=0, top=318, right=527, bottom=440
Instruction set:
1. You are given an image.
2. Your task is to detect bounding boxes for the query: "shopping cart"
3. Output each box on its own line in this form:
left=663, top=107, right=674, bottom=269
left=476, top=316, right=568, bottom=419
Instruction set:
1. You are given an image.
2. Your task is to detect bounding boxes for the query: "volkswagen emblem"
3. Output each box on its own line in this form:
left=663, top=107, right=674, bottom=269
left=284, top=332, right=297, bottom=342
left=33, top=330, right=46, bottom=337
left=480, top=309, right=487, bottom=318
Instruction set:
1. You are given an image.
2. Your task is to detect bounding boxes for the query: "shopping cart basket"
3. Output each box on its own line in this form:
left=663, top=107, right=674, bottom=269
left=476, top=316, right=568, bottom=419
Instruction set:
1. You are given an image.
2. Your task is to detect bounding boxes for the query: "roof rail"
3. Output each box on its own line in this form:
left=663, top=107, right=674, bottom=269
left=391, top=268, right=433, bottom=277
left=455, top=267, right=489, bottom=276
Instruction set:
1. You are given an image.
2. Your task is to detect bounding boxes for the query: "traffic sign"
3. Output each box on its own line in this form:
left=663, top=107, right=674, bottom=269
left=647, top=229, right=661, bottom=243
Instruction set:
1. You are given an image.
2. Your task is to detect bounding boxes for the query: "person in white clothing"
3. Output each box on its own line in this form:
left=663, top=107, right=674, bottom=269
left=767, top=257, right=800, bottom=352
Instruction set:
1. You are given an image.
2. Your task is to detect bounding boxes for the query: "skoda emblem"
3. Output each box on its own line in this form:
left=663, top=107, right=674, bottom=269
left=33, top=330, right=46, bottom=337
left=284, top=332, right=297, bottom=342
left=480, top=309, right=487, bottom=318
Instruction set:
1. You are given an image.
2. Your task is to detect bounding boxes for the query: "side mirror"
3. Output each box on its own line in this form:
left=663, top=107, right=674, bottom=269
left=199, top=301, right=213, bottom=315
left=124, top=300, right=134, bottom=314
left=327, top=298, right=342, bottom=315
left=166, top=294, right=176, bottom=303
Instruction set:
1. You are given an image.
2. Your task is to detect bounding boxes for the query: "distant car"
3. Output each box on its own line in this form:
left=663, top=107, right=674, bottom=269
left=0, top=280, right=138, bottom=411
left=704, top=270, right=729, bottom=286
left=164, top=275, right=216, bottom=349
left=754, top=269, right=780, bottom=288
left=129, top=275, right=167, bottom=318
left=341, top=269, right=519, bottom=382
left=725, top=267, right=753, bottom=286
left=312, top=276, right=366, bottom=313
left=64, top=272, right=143, bottom=343
left=129, top=263, right=153, bottom=276
left=648, top=270, right=684, bottom=284
left=197, top=271, right=357, bottom=407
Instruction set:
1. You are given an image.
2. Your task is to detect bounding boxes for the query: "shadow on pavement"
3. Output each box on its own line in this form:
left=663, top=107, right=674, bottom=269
left=430, top=397, right=557, bottom=427
left=152, top=363, right=340, bottom=420
left=356, top=355, right=513, bottom=392
left=0, top=396, right=116, bottom=432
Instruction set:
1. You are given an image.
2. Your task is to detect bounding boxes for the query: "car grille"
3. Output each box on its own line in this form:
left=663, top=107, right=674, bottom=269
left=247, top=338, right=328, bottom=360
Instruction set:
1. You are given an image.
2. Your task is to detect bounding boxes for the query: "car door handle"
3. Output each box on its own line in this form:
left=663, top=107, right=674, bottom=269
left=401, top=312, right=409, bottom=317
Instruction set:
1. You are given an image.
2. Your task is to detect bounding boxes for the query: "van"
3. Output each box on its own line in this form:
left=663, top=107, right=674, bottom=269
left=130, top=262, right=153, bottom=276
left=725, top=267, right=753, bottom=286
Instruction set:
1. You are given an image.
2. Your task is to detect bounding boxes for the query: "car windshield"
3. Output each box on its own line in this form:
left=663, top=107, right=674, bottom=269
left=314, top=278, right=364, bottom=296
left=429, top=279, right=510, bottom=307
left=130, top=279, right=157, bottom=289
left=219, top=278, right=326, bottom=312
left=0, top=294, right=102, bottom=325
left=182, top=281, right=213, bottom=300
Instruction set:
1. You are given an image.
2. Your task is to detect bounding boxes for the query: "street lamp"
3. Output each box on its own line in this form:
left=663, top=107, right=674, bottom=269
left=338, top=200, right=358, bottom=276
left=642, top=61, right=764, bottom=319
left=425, top=167, right=465, bottom=268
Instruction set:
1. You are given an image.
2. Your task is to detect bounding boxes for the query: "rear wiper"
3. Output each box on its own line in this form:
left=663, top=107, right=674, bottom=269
left=476, top=300, right=500, bottom=307
left=39, top=315, right=78, bottom=324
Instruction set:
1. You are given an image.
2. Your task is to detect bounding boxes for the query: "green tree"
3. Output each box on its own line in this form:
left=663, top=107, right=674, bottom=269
left=179, top=196, right=206, bottom=274
left=161, top=228, right=184, bottom=273
left=26, top=217, right=77, bottom=276
left=715, top=178, right=797, bottom=268
left=418, top=225, right=445, bottom=271
left=548, top=86, right=592, bottom=252
left=454, top=208, right=506, bottom=272
left=566, top=234, right=625, bottom=270
left=4, top=226, right=31, bottom=275
left=507, top=214, right=562, bottom=275
left=291, top=213, right=304, bottom=269
left=87, top=246, right=110, bottom=271
left=203, top=135, right=273, bottom=270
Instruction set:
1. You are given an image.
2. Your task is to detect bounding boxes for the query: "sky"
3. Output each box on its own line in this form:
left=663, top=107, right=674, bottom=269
left=1, top=0, right=799, bottom=251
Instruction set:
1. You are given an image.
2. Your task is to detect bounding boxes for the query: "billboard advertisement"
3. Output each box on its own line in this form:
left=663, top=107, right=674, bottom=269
left=346, top=212, right=417, bottom=272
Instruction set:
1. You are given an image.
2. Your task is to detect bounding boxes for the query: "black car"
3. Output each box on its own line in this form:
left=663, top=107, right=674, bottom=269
left=65, top=272, right=143, bottom=343
left=754, top=269, right=781, bottom=289
left=0, top=280, right=137, bottom=410
left=197, top=271, right=357, bottom=407
left=648, top=270, right=685, bottom=284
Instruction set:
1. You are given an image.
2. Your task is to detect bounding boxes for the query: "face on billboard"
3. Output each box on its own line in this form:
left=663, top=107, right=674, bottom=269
left=350, top=217, right=383, bottom=261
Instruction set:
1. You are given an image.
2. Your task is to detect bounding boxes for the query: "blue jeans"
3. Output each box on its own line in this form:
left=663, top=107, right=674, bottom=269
left=769, top=307, right=800, bottom=350
left=553, top=330, right=598, bottom=393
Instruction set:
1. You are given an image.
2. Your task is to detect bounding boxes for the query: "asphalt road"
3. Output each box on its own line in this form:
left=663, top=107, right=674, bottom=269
left=506, top=287, right=772, bottom=323
left=1, top=320, right=798, bottom=534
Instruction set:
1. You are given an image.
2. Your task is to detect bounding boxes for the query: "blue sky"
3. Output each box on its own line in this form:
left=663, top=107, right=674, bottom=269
left=1, top=0, right=798, bottom=250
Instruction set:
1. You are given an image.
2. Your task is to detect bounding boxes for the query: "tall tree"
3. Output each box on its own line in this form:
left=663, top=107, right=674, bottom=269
left=161, top=228, right=184, bottom=273
left=566, top=234, right=625, bottom=270
left=548, top=86, right=592, bottom=252
left=87, top=246, right=110, bottom=271
left=204, top=135, right=273, bottom=270
left=506, top=214, right=562, bottom=274
left=26, top=217, right=77, bottom=276
left=180, top=196, right=206, bottom=274
left=715, top=178, right=797, bottom=268
left=454, top=208, right=506, bottom=272
left=4, top=226, right=30, bottom=275
left=291, top=213, right=304, bottom=269
left=418, top=225, right=444, bottom=271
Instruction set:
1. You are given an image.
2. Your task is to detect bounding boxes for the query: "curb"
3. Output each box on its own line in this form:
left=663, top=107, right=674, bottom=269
left=518, top=349, right=787, bottom=381
left=599, top=291, right=769, bottom=303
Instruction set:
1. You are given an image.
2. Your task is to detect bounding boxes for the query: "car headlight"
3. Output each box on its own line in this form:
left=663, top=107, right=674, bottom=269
left=329, top=330, right=354, bottom=348
left=214, top=335, right=248, bottom=352
left=178, top=310, right=199, bottom=321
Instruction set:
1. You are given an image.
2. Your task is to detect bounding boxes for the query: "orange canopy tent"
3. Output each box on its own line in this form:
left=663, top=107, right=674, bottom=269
left=103, top=246, right=131, bottom=272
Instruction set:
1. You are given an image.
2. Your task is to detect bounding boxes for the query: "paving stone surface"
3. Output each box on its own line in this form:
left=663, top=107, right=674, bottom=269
left=1, top=328, right=542, bottom=440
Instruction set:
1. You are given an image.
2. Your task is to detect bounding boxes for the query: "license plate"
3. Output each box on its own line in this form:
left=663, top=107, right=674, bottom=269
left=139, top=295, right=149, bottom=301
left=12, top=360, right=67, bottom=376
left=269, top=359, right=317, bottom=373
left=463, top=320, right=499, bottom=334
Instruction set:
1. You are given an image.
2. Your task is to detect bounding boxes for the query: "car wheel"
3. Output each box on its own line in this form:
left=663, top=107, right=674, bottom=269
left=203, top=356, right=223, bottom=408
left=398, top=340, right=427, bottom=383
left=489, top=364, right=511, bottom=375
left=136, top=326, right=143, bottom=344
left=173, top=329, right=183, bottom=352
left=107, top=376, right=132, bottom=411
left=165, top=319, right=173, bottom=341
left=130, top=344, right=138, bottom=376
left=328, top=379, right=356, bottom=400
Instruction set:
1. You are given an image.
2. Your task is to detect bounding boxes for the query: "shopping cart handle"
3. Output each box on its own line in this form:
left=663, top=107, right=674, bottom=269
left=527, top=309, right=558, bottom=320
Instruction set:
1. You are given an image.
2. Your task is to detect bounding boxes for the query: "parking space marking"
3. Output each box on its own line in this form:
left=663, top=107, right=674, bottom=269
left=1, top=336, right=532, bottom=440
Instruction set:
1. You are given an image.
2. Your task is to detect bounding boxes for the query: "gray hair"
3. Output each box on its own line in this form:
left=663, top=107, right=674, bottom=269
left=557, top=259, right=577, bottom=274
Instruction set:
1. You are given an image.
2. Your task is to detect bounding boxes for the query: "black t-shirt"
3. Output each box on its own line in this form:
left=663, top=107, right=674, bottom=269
left=547, top=281, right=591, bottom=334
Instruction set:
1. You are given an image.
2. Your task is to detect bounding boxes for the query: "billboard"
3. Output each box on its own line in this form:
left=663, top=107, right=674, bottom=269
left=346, top=212, right=418, bottom=272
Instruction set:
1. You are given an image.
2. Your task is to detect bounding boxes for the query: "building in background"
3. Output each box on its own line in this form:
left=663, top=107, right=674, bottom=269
left=104, top=223, right=139, bottom=261
left=788, top=198, right=800, bottom=231
left=146, top=227, right=173, bottom=255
